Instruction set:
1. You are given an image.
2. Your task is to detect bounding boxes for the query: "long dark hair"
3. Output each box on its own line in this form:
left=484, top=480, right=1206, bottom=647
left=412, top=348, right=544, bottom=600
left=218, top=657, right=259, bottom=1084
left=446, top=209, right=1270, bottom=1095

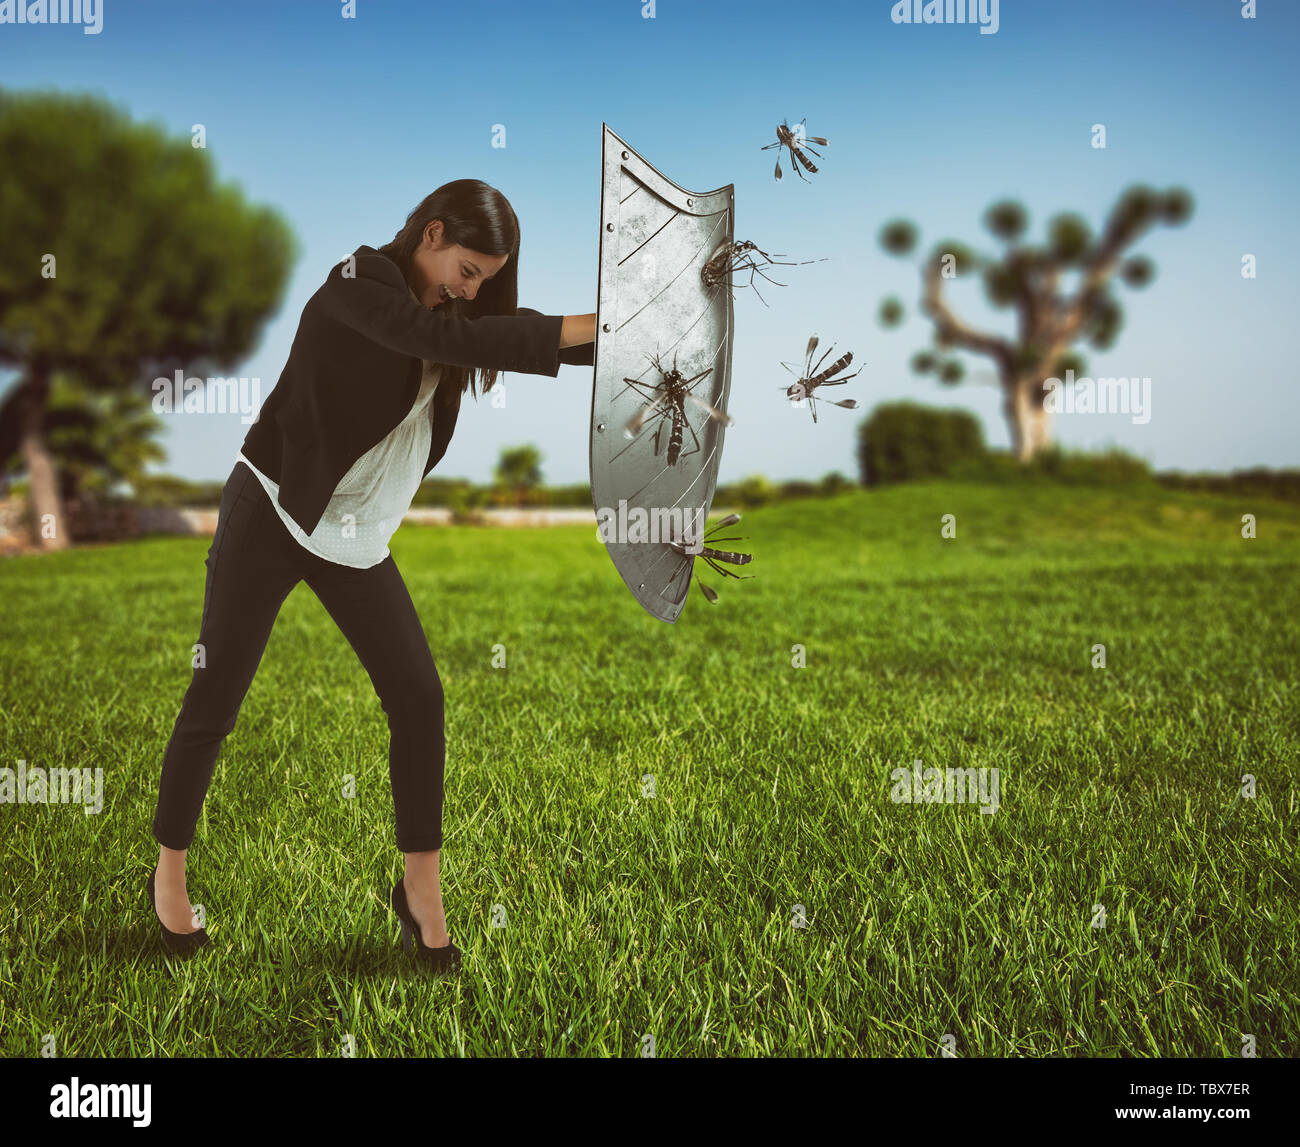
left=376, top=179, right=520, bottom=400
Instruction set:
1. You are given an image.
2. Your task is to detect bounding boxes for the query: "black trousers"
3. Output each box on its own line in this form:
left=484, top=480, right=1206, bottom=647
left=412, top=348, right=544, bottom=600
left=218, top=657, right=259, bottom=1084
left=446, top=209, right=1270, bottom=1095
left=152, top=461, right=446, bottom=853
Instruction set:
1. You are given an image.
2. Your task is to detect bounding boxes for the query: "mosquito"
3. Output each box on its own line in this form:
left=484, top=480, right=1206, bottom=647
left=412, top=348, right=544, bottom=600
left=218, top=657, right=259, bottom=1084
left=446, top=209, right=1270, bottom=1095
left=780, top=333, right=862, bottom=423
left=700, top=240, right=825, bottom=308
left=666, top=512, right=754, bottom=604
left=761, top=117, right=829, bottom=183
left=622, top=351, right=733, bottom=467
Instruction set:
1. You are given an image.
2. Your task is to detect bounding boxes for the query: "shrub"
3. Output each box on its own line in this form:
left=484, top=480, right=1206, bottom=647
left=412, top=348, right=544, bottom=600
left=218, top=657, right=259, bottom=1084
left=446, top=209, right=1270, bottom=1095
left=857, top=402, right=986, bottom=485
left=730, top=474, right=777, bottom=507
left=544, top=482, right=594, bottom=507
left=1039, top=445, right=1153, bottom=484
left=949, top=445, right=1153, bottom=485
left=779, top=479, right=818, bottom=500
left=1156, top=467, right=1300, bottom=501
left=128, top=474, right=224, bottom=507
left=412, top=477, right=471, bottom=507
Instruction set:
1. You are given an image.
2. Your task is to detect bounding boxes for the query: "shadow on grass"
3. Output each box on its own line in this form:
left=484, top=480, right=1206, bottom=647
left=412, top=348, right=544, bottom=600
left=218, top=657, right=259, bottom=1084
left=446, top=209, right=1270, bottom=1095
left=55, top=921, right=468, bottom=979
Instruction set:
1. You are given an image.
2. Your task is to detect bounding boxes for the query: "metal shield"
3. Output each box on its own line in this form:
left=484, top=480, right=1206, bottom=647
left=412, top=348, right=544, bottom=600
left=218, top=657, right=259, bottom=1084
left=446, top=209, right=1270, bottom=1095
left=590, top=124, right=736, bottom=624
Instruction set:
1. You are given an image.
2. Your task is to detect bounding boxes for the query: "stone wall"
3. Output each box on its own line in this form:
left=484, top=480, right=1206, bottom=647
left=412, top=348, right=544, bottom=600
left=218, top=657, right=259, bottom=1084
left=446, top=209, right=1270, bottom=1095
left=0, top=495, right=601, bottom=554
left=0, top=494, right=29, bottom=555
left=0, top=495, right=218, bottom=553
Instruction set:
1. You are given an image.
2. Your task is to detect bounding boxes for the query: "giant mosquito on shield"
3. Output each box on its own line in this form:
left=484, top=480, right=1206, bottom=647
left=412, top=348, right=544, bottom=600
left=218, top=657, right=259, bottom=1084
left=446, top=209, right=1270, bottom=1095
left=761, top=117, right=829, bottom=183
left=666, top=513, right=753, bottom=604
left=781, top=333, right=862, bottom=423
left=700, top=239, right=826, bottom=308
left=622, top=351, right=733, bottom=467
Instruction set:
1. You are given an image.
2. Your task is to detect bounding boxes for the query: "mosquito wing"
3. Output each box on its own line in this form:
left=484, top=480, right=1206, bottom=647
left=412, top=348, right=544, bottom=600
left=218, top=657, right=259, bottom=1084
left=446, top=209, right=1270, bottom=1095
left=684, top=391, right=733, bottom=426
left=695, top=577, right=719, bottom=604
left=623, top=392, right=669, bottom=438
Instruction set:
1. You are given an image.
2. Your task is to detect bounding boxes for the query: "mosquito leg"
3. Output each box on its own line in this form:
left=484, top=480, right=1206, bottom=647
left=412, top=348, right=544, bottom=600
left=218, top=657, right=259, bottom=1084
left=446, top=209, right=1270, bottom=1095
left=621, top=376, right=667, bottom=410
left=761, top=257, right=799, bottom=269
left=733, top=256, right=787, bottom=291
left=748, top=262, right=789, bottom=289
left=676, top=414, right=705, bottom=461
left=809, top=343, right=838, bottom=376
left=659, top=552, right=692, bottom=601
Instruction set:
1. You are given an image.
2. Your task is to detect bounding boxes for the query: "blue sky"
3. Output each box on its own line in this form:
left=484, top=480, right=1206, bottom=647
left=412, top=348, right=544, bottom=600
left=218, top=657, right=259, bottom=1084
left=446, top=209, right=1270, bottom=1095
left=1, top=0, right=1296, bottom=485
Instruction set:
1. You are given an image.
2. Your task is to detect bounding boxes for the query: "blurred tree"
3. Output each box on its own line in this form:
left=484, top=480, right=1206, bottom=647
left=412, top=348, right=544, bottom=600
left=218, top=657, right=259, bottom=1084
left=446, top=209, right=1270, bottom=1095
left=0, top=88, right=296, bottom=549
left=0, top=366, right=167, bottom=502
left=875, top=185, right=1193, bottom=461
left=493, top=444, right=543, bottom=508
left=733, top=473, right=776, bottom=508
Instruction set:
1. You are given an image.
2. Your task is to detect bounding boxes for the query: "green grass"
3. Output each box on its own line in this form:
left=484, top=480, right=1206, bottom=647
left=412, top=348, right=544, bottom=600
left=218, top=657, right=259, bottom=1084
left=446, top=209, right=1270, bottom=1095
left=1, top=479, right=1297, bottom=1057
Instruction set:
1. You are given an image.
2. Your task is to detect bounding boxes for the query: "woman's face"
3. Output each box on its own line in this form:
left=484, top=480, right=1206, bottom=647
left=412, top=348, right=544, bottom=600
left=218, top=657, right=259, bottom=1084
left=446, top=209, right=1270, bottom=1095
left=411, top=219, right=509, bottom=309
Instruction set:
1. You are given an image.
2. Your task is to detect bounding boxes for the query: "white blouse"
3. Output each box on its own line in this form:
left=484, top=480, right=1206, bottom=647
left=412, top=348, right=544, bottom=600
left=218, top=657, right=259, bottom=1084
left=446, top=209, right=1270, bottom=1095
left=236, top=359, right=442, bottom=569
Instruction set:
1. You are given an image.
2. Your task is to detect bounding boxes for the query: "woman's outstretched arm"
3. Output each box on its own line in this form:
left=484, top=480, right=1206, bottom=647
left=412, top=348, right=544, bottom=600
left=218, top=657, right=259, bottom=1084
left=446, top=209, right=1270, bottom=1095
left=315, top=250, right=585, bottom=376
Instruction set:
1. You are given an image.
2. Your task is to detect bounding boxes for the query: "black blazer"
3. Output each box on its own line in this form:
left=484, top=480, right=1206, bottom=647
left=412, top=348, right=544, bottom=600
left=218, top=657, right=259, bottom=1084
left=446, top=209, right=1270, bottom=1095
left=239, top=244, right=594, bottom=536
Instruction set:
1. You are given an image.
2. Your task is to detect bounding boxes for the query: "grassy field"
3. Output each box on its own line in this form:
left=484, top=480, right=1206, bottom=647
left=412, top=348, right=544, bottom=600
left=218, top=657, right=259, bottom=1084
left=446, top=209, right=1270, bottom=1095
left=1, top=479, right=1297, bottom=1057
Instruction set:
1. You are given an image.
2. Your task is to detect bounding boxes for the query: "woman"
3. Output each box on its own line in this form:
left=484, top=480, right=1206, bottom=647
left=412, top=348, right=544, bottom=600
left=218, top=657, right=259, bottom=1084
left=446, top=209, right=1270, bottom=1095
left=147, top=179, right=596, bottom=971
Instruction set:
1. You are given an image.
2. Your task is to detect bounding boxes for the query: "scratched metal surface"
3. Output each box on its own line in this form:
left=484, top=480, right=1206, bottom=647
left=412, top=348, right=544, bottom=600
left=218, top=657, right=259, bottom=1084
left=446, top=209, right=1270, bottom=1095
left=590, top=123, right=735, bottom=624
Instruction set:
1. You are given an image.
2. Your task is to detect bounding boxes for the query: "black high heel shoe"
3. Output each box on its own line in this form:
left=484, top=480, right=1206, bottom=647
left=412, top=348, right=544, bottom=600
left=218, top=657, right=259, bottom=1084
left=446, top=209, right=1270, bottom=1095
left=146, top=869, right=210, bottom=955
left=391, top=878, right=462, bottom=973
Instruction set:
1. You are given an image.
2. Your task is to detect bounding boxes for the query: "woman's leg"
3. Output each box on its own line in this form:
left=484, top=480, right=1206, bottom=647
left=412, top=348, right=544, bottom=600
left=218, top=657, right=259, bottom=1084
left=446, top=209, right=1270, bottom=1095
left=303, top=552, right=450, bottom=945
left=151, top=463, right=306, bottom=929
